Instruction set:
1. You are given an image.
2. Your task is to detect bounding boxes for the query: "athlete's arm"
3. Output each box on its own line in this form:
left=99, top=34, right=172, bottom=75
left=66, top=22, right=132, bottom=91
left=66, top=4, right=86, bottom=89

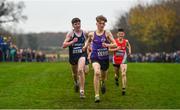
left=62, top=32, right=77, bottom=48
left=83, top=32, right=93, bottom=51
left=87, top=45, right=92, bottom=61
left=109, top=46, right=120, bottom=52
left=103, top=31, right=116, bottom=48
left=126, top=40, right=132, bottom=55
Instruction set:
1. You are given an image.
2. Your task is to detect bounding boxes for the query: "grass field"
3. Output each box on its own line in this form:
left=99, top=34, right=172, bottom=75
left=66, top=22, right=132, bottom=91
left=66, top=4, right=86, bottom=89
left=0, top=62, right=179, bottom=109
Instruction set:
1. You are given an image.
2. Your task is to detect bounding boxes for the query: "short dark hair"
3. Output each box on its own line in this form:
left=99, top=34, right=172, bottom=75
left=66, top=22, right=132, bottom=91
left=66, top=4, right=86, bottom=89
left=118, top=28, right=124, bottom=32
left=96, top=15, right=107, bottom=22
left=71, top=17, right=81, bottom=24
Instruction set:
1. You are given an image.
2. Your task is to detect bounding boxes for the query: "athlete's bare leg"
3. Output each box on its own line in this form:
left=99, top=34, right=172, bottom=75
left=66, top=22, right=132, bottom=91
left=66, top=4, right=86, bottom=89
left=84, top=65, right=89, bottom=75
left=120, top=64, right=127, bottom=88
left=114, top=66, right=120, bottom=79
left=71, top=64, right=79, bottom=92
left=71, top=64, right=78, bottom=84
left=92, top=62, right=101, bottom=97
left=100, top=70, right=108, bottom=94
left=120, top=64, right=127, bottom=95
left=114, top=66, right=120, bottom=86
left=101, top=70, right=108, bottom=81
left=78, top=57, right=86, bottom=98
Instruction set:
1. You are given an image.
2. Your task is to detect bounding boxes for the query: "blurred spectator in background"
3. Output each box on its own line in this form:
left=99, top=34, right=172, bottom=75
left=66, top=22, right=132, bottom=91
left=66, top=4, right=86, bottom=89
left=27, top=48, right=32, bottom=62
left=9, top=44, right=18, bottom=62
left=127, top=51, right=180, bottom=63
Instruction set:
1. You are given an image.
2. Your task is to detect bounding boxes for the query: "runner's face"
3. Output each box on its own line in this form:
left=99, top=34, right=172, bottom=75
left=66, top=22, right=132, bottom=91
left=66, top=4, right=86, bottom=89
left=72, top=22, right=81, bottom=31
left=117, top=32, right=125, bottom=39
left=96, top=21, right=106, bottom=31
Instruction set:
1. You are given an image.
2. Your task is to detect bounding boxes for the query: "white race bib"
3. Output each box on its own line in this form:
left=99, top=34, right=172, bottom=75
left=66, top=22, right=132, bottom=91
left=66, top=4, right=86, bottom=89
left=116, top=50, right=125, bottom=57
left=73, top=47, right=82, bottom=54
left=97, top=48, right=108, bottom=57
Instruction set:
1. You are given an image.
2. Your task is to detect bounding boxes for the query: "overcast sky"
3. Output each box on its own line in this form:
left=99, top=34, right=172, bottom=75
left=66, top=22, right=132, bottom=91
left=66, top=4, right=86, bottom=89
left=5, top=0, right=153, bottom=33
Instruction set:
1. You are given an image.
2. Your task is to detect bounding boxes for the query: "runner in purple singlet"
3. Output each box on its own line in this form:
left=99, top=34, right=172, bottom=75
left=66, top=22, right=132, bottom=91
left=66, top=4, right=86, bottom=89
left=83, top=15, right=116, bottom=103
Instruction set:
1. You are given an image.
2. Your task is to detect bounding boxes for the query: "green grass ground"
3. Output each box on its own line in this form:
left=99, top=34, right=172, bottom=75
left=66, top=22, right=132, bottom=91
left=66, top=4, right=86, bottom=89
left=0, top=62, right=179, bottom=109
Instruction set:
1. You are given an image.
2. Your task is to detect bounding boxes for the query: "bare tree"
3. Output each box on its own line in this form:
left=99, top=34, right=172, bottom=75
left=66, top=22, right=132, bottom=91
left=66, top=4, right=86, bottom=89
left=0, top=0, right=27, bottom=24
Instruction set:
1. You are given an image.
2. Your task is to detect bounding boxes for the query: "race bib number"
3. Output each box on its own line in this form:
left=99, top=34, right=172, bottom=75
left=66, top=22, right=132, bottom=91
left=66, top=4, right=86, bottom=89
left=73, top=47, right=82, bottom=54
left=97, top=48, right=108, bottom=57
left=115, top=50, right=125, bottom=57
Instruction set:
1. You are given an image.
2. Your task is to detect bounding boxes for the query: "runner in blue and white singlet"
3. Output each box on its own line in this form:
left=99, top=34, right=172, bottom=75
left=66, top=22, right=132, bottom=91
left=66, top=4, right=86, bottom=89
left=62, top=18, right=89, bottom=99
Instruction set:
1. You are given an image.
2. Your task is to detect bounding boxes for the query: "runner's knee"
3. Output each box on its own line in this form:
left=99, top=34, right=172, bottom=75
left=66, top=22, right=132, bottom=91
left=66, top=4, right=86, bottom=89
left=84, top=66, right=89, bottom=75
left=122, top=72, right=126, bottom=77
left=95, top=69, right=101, bottom=77
left=78, top=68, right=84, bottom=75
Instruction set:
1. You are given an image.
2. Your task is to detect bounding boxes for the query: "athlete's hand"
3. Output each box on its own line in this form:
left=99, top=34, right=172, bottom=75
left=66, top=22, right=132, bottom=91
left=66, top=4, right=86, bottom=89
left=102, top=43, right=108, bottom=48
left=116, top=46, right=121, bottom=50
left=72, top=38, right=78, bottom=43
left=128, top=51, right=131, bottom=56
left=82, top=46, right=86, bottom=52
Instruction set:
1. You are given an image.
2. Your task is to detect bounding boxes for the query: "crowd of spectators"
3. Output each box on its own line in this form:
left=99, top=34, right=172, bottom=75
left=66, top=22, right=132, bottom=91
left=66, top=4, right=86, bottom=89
left=0, top=35, right=46, bottom=62
left=1, top=35, right=180, bottom=63
left=128, top=51, right=180, bottom=63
